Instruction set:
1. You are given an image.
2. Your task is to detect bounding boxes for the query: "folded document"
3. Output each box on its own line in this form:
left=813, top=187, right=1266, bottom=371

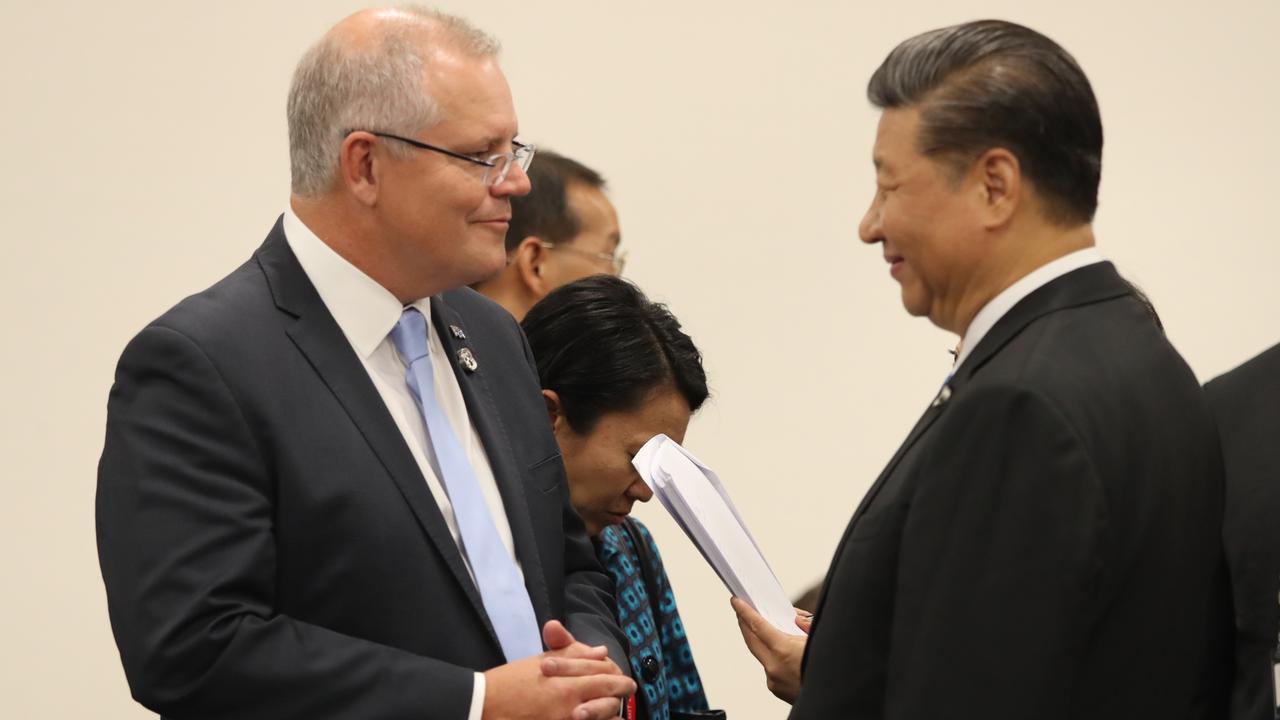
left=631, top=434, right=804, bottom=636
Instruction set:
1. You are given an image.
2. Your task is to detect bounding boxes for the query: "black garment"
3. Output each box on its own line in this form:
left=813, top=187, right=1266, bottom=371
left=792, top=263, right=1230, bottom=720
left=96, top=218, right=625, bottom=718
left=1206, top=342, right=1280, bottom=720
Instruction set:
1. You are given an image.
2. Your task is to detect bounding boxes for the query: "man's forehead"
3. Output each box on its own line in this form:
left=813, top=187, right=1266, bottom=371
left=423, top=57, right=519, bottom=141
left=871, top=108, right=921, bottom=171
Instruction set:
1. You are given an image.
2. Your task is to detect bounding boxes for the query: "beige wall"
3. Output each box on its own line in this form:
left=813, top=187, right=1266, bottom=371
left=3, top=0, right=1277, bottom=716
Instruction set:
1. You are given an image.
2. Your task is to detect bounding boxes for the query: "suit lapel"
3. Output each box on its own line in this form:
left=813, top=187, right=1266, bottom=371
left=431, top=294, right=554, bottom=626
left=254, top=221, right=495, bottom=639
left=850, top=394, right=949, bottom=525
left=851, top=262, right=1133, bottom=525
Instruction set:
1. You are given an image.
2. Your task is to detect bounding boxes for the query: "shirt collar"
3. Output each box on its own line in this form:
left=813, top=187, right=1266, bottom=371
left=282, top=208, right=431, bottom=359
left=953, top=247, right=1106, bottom=372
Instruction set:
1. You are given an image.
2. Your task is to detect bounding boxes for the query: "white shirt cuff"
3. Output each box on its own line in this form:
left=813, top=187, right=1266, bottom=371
left=466, top=671, right=485, bottom=720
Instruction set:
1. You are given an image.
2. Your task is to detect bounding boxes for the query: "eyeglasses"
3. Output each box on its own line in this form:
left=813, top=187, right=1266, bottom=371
left=539, top=241, right=627, bottom=275
left=349, top=130, right=536, bottom=187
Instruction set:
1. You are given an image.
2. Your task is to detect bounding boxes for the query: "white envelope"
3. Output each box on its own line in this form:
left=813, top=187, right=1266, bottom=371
left=632, top=434, right=804, bottom=636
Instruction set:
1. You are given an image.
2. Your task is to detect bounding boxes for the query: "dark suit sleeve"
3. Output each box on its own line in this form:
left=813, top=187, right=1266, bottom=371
left=514, top=319, right=629, bottom=674
left=559, top=492, right=629, bottom=673
left=883, top=384, right=1106, bottom=720
left=97, top=325, right=475, bottom=719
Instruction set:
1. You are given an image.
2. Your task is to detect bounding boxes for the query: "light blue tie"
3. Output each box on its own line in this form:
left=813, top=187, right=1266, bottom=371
left=390, top=307, right=542, bottom=661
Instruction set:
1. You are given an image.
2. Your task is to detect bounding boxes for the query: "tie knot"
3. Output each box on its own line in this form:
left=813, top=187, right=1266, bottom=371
left=390, top=307, right=430, bottom=365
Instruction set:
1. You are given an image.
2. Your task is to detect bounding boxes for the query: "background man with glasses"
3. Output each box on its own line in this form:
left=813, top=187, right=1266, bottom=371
left=96, top=7, right=633, bottom=719
left=473, top=150, right=624, bottom=321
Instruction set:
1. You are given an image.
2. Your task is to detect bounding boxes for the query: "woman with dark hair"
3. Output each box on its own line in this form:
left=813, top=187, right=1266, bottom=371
left=522, top=275, right=718, bottom=720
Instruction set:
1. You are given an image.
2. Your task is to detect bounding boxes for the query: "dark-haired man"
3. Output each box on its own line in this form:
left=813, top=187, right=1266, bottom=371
left=735, top=19, right=1228, bottom=719
left=473, top=150, right=623, bottom=321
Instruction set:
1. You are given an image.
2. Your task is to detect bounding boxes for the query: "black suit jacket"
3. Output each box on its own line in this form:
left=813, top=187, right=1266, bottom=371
left=96, top=219, right=626, bottom=719
left=1206, top=342, right=1280, bottom=720
left=792, top=263, right=1230, bottom=720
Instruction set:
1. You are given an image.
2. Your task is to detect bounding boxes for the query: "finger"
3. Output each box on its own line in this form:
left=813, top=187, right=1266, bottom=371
left=546, top=640, right=611, bottom=661
left=731, top=596, right=765, bottom=628
left=542, top=619, right=574, bottom=651
left=576, top=673, right=637, bottom=703
left=731, top=598, right=778, bottom=645
left=541, top=657, right=623, bottom=678
left=795, top=614, right=813, bottom=634
left=736, top=614, right=772, bottom=664
left=571, top=695, right=627, bottom=720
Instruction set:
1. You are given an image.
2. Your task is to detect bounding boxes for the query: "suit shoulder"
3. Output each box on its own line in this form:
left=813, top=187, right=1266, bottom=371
left=989, top=296, right=1198, bottom=404
left=1205, top=342, right=1280, bottom=408
left=441, top=286, right=514, bottom=321
left=439, top=287, right=522, bottom=339
left=134, top=254, right=275, bottom=352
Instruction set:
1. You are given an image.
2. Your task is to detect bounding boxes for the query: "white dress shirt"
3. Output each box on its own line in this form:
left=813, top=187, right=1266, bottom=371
left=953, top=247, right=1107, bottom=374
left=284, top=209, right=515, bottom=719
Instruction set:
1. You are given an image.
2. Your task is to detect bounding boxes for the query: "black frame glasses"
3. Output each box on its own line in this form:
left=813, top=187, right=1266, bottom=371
left=348, top=130, right=535, bottom=186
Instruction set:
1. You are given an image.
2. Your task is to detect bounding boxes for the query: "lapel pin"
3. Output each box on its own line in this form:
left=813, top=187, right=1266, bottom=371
left=456, top=347, right=479, bottom=373
left=931, top=384, right=952, bottom=409
left=449, top=324, right=467, bottom=340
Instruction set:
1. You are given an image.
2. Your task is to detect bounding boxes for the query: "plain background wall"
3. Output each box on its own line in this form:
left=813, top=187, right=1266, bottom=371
left=2, top=0, right=1277, bottom=716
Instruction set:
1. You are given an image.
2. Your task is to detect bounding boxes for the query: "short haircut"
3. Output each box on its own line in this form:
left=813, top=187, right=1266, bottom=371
left=505, top=150, right=606, bottom=252
left=868, top=19, right=1103, bottom=225
left=287, top=6, right=499, bottom=197
left=522, top=276, right=709, bottom=434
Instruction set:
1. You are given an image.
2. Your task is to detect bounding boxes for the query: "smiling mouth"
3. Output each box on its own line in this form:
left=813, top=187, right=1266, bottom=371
left=886, top=255, right=905, bottom=279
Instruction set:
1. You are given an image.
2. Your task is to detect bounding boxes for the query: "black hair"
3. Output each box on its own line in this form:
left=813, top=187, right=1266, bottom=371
left=506, top=150, right=606, bottom=252
left=521, top=275, right=709, bottom=434
left=868, top=19, right=1103, bottom=225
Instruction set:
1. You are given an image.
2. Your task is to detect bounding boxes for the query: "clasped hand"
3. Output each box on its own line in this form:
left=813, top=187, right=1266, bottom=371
left=483, top=620, right=635, bottom=720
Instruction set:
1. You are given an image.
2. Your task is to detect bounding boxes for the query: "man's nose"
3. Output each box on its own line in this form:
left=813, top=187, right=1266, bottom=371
left=859, top=198, right=883, bottom=245
left=492, top=162, right=532, bottom=198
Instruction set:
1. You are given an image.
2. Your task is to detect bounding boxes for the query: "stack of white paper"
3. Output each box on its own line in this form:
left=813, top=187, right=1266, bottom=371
left=631, top=434, right=804, bottom=636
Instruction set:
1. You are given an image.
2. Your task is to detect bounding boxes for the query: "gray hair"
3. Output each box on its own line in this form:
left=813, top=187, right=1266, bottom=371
left=287, top=6, right=500, bottom=197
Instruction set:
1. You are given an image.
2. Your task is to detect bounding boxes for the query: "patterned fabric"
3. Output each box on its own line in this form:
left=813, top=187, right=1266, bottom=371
left=596, top=518, right=709, bottom=720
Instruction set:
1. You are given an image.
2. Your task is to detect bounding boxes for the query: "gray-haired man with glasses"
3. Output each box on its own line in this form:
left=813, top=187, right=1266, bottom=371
left=473, top=150, right=625, bottom=321
left=96, top=6, right=633, bottom=719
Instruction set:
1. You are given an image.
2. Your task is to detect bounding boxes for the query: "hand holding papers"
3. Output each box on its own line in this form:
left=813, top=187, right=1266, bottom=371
left=631, top=434, right=804, bottom=636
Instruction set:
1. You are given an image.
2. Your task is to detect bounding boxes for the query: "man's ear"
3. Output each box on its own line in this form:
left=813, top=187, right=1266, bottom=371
left=513, top=236, right=552, bottom=296
left=338, top=131, right=381, bottom=206
left=973, top=147, right=1021, bottom=230
left=541, top=389, right=565, bottom=431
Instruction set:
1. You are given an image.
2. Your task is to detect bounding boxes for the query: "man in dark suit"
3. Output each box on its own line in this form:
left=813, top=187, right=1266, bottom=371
left=734, top=19, right=1228, bottom=719
left=1206, top=343, right=1280, bottom=720
left=96, top=7, right=633, bottom=719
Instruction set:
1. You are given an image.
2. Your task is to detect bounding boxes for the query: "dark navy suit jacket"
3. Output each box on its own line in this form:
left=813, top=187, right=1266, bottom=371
left=97, top=218, right=625, bottom=718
